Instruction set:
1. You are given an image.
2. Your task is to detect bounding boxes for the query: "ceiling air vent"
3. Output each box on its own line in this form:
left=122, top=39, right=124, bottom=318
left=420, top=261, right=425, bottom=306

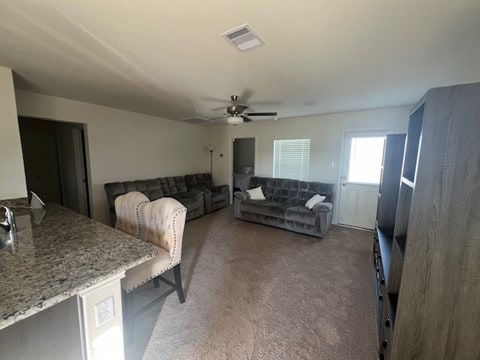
left=221, top=24, right=264, bottom=52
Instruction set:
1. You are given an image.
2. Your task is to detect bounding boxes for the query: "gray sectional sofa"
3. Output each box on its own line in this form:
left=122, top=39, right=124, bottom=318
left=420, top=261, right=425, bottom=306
left=105, top=174, right=230, bottom=226
left=234, top=176, right=335, bottom=238
left=105, top=176, right=204, bottom=225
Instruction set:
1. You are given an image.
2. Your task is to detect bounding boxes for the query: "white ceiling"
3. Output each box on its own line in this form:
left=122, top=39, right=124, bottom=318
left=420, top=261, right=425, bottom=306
left=0, top=0, right=479, bottom=125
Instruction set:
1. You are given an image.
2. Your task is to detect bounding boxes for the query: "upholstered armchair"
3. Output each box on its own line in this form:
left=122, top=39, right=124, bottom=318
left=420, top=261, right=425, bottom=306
left=185, top=173, right=229, bottom=213
left=114, top=193, right=187, bottom=342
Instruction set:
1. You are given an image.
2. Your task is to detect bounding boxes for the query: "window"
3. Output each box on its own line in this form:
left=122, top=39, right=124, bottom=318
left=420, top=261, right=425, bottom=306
left=347, top=136, right=385, bottom=184
left=273, top=139, right=310, bottom=181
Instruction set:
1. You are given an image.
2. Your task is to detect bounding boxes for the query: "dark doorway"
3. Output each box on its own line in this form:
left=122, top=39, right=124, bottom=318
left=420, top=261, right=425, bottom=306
left=18, top=117, right=91, bottom=217
left=232, top=137, right=255, bottom=192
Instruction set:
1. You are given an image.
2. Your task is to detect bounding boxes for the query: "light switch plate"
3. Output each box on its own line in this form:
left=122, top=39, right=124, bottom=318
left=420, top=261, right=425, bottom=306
left=95, top=296, right=115, bottom=327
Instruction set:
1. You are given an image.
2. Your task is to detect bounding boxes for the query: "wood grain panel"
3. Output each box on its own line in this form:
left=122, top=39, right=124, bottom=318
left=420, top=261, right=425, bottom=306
left=391, top=83, right=480, bottom=359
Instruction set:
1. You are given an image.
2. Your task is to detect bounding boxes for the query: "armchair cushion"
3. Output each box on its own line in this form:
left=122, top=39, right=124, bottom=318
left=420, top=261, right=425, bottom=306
left=122, top=245, right=171, bottom=292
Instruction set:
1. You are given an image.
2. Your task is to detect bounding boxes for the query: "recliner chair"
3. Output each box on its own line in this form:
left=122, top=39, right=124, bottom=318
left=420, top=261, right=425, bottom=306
left=184, top=173, right=229, bottom=213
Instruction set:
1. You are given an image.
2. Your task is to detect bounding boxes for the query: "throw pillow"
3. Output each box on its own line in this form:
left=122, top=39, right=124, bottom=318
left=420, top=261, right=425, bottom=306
left=305, top=194, right=326, bottom=209
left=246, top=186, right=266, bottom=200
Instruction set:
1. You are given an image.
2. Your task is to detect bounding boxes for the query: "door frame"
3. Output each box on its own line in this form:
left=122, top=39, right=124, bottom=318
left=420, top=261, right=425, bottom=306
left=335, top=128, right=394, bottom=225
left=18, top=116, right=93, bottom=218
left=228, top=136, right=257, bottom=203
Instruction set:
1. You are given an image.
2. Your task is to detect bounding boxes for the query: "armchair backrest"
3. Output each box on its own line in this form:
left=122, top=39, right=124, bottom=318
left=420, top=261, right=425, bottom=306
left=143, top=197, right=187, bottom=265
left=114, top=191, right=150, bottom=239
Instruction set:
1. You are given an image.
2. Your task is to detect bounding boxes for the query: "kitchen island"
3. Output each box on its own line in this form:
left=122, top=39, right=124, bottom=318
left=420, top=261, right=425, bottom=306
left=0, top=203, right=157, bottom=359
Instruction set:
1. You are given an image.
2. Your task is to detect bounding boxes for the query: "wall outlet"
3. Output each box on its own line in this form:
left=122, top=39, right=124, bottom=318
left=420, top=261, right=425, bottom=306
left=94, top=296, right=115, bottom=327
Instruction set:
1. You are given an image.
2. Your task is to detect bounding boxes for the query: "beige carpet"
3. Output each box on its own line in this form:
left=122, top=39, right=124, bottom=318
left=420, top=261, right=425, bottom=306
left=126, top=206, right=377, bottom=360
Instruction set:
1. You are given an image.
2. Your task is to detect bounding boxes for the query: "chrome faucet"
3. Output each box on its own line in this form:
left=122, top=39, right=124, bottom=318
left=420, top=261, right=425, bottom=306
left=0, top=206, right=16, bottom=234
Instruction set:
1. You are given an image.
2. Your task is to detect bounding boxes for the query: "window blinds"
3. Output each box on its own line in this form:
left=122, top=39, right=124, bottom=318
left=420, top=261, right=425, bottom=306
left=273, top=139, right=310, bottom=181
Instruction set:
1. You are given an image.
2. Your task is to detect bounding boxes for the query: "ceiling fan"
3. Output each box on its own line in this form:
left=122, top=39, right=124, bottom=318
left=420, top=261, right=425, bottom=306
left=223, top=95, right=278, bottom=124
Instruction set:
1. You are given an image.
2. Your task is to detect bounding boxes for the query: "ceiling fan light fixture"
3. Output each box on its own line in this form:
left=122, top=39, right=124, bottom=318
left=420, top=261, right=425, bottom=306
left=227, top=116, right=243, bottom=125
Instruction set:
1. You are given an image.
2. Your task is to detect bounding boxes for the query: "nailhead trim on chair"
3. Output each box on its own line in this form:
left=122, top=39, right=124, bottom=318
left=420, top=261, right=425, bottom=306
left=126, top=207, right=187, bottom=293
left=136, top=200, right=149, bottom=239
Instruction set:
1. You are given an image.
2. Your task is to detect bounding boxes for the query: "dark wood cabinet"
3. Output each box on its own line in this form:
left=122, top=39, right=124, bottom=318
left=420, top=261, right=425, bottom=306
left=373, top=82, right=480, bottom=359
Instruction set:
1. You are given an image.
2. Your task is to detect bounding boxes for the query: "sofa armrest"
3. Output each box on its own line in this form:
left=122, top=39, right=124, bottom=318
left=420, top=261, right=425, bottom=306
left=312, top=202, right=333, bottom=213
left=210, top=184, right=229, bottom=194
left=234, top=191, right=249, bottom=201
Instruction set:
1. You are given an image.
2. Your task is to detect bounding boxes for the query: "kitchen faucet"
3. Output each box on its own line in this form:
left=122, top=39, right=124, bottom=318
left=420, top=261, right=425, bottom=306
left=0, top=206, right=16, bottom=234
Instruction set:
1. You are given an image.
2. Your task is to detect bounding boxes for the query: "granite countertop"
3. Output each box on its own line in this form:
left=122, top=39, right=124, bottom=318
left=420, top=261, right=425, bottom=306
left=0, top=203, right=157, bottom=330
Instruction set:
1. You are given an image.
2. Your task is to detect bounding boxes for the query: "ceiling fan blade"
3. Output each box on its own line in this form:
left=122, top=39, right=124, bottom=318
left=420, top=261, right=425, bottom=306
left=235, top=104, right=248, bottom=114
left=241, top=115, right=253, bottom=123
left=201, top=96, right=229, bottom=103
left=209, top=115, right=227, bottom=121
left=249, top=100, right=283, bottom=106
left=245, top=112, right=278, bottom=117
left=239, top=88, right=254, bottom=103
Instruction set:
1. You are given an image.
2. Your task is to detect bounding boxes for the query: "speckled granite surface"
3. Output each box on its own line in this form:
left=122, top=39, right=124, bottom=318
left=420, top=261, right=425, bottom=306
left=0, top=203, right=157, bottom=330
left=0, top=197, right=29, bottom=208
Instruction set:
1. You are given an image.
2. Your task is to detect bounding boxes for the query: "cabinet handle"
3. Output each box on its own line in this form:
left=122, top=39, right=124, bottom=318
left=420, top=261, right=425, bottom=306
left=385, top=318, right=391, bottom=328
left=382, top=339, right=388, bottom=349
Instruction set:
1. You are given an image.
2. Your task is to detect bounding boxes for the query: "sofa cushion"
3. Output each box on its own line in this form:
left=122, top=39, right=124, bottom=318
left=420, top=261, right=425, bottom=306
left=159, top=177, right=188, bottom=195
left=149, top=188, right=164, bottom=201
left=240, top=200, right=288, bottom=219
left=285, top=206, right=316, bottom=226
left=185, top=173, right=214, bottom=190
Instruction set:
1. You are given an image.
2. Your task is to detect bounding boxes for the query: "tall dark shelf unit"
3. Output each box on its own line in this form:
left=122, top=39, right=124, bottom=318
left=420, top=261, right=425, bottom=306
left=373, top=133, right=405, bottom=355
left=373, top=82, right=480, bottom=359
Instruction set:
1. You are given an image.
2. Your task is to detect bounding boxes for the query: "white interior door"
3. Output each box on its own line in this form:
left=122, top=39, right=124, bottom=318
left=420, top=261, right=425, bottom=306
left=338, top=132, right=387, bottom=229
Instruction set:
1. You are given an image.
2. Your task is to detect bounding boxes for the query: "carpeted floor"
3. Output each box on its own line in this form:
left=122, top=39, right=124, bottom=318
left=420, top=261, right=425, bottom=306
left=125, top=206, right=377, bottom=360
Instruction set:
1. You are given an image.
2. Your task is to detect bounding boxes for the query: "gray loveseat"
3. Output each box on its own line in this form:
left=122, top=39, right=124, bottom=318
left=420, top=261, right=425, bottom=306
left=104, top=176, right=204, bottom=225
left=234, top=176, right=335, bottom=238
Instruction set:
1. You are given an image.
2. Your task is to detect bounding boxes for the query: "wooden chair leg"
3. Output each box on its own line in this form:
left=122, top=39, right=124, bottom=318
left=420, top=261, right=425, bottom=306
left=173, top=264, right=185, bottom=303
left=122, top=290, right=135, bottom=345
